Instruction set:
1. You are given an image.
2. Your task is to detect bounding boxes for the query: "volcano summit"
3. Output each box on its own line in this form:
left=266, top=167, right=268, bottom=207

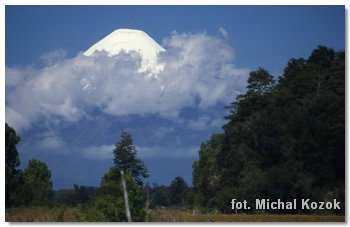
left=84, top=29, right=165, bottom=75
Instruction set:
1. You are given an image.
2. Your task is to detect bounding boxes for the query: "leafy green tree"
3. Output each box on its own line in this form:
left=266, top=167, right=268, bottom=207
left=149, top=184, right=170, bottom=207
left=169, top=176, right=188, bottom=206
left=54, top=185, right=96, bottom=206
left=23, top=159, right=53, bottom=206
left=82, top=194, right=125, bottom=222
left=194, top=46, right=344, bottom=214
left=85, top=169, right=146, bottom=222
left=54, top=189, right=77, bottom=206
left=225, top=68, right=275, bottom=125
left=5, top=123, right=23, bottom=207
left=113, top=131, right=149, bottom=185
left=192, top=133, right=223, bottom=208
left=247, top=67, right=275, bottom=95
left=73, top=184, right=95, bottom=204
left=83, top=131, right=148, bottom=221
left=124, top=173, right=147, bottom=221
left=185, top=187, right=201, bottom=209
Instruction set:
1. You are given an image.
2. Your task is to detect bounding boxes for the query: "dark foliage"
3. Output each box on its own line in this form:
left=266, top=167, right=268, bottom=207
left=113, top=131, right=149, bottom=185
left=81, top=131, right=147, bottom=221
left=22, top=159, right=54, bottom=206
left=169, top=176, right=189, bottom=206
left=193, top=46, right=345, bottom=214
left=5, top=123, right=23, bottom=207
left=54, top=185, right=97, bottom=206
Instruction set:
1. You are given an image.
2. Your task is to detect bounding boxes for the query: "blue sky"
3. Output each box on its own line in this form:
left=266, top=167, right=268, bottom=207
left=5, top=6, right=345, bottom=189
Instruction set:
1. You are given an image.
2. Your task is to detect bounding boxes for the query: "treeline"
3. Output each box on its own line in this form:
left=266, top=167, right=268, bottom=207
left=145, top=176, right=189, bottom=208
left=6, top=126, right=150, bottom=221
left=54, top=185, right=97, bottom=206
left=6, top=123, right=53, bottom=207
left=191, top=46, right=345, bottom=214
left=80, top=131, right=149, bottom=221
left=6, top=124, right=95, bottom=209
left=6, top=121, right=192, bottom=221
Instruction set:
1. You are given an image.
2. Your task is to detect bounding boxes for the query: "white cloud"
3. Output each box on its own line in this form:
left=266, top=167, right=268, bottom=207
left=187, top=115, right=225, bottom=130
left=137, top=145, right=198, bottom=158
left=188, top=115, right=211, bottom=130
left=5, top=107, right=32, bottom=131
left=34, top=135, right=65, bottom=151
left=219, top=27, right=229, bottom=39
left=40, top=49, right=67, bottom=66
left=210, top=117, right=225, bottom=128
left=81, top=144, right=198, bottom=160
left=153, top=126, right=174, bottom=139
left=82, top=144, right=114, bottom=160
left=6, top=31, right=249, bottom=132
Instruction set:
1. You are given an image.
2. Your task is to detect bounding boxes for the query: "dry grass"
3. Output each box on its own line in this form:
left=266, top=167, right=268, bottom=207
left=6, top=207, right=345, bottom=222
left=5, top=207, right=81, bottom=222
left=147, top=208, right=345, bottom=222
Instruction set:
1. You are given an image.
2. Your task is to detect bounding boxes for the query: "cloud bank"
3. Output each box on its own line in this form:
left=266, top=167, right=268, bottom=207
left=81, top=144, right=198, bottom=160
left=6, top=31, right=249, bottom=132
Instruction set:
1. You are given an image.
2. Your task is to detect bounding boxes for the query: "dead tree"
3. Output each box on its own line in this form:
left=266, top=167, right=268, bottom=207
left=120, top=170, right=132, bottom=222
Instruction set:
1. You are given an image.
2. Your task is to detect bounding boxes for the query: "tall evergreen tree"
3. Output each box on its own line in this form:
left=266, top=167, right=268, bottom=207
left=113, top=131, right=148, bottom=185
left=23, top=159, right=53, bottom=206
left=169, top=176, right=188, bottom=206
left=5, top=123, right=23, bottom=207
left=192, top=133, right=223, bottom=208
left=83, top=131, right=148, bottom=221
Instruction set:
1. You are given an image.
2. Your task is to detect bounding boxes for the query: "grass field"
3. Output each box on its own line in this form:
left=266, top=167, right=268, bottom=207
left=5, top=207, right=81, bottom=222
left=147, top=208, right=345, bottom=222
left=6, top=207, right=345, bottom=222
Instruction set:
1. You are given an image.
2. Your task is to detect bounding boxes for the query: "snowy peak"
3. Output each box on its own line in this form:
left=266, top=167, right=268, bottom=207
left=84, top=29, right=165, bottom=56
left=84, top=29, right=165, bottom=74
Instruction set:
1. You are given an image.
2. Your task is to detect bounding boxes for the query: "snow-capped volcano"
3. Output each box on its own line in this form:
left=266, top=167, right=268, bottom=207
left=84, top=29, right=165, bottom=74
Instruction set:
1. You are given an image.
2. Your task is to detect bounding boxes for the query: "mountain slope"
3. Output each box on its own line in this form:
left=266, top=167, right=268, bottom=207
left=84, top=29, right=165, bottom=74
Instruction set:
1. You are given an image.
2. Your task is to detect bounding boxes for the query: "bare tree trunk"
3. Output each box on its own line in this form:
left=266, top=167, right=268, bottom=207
left=145, top=186, right=150, bottom=221
left=120, top=170, right=132, bottom=222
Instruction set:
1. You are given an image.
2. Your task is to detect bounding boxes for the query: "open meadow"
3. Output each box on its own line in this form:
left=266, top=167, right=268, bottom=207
left=6, top=207, right=345, bottom=222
